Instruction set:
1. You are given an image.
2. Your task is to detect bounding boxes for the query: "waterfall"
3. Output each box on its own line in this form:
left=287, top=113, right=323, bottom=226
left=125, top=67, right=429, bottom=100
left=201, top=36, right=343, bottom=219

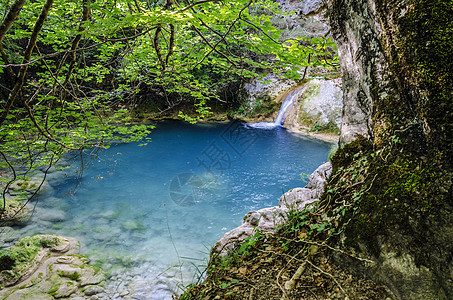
left=273, top=86, right=304, bottom=126
left=248, top=86, right=304, bottom=129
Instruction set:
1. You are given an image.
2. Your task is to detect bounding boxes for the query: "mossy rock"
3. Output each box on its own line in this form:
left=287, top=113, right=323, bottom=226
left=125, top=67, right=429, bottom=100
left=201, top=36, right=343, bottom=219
left=0, top=235, right=106, bottom=299
left=0, top=235, right=64, bottom=287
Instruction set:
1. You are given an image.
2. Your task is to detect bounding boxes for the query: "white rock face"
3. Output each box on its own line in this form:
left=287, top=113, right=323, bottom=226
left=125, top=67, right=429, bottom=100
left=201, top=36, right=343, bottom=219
left=302, top=0, right=324, bottom=15
left=277, top=0, right=327, bottom=18
left=212, top=162, right=332, bottom=256
left=286, top=78, right=343, bottom=132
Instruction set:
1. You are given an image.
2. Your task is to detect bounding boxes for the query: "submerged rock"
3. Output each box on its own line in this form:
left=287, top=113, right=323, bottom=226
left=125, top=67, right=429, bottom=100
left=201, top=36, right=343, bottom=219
left=1, top=173, right=58, bottom=227
left=34, top=207, right=67, bottom=223
left=83, top=285, right=105, bottom=296
left=0, top=227, right=21, bottom=249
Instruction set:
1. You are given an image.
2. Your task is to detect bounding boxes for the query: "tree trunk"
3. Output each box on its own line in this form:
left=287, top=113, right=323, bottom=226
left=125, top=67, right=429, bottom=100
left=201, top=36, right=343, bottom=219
left=0, top=0, right=27, bottom=97
left=326, top=0, right=453, bottom=298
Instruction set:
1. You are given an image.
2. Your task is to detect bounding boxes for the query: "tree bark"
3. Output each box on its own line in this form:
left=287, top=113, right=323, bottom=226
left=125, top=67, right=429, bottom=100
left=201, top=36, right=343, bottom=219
left=62, top=0, right=91, bottom=88
left=327, top=0, right=453, bottom=298
left=0, top=0, right=27, bottom=93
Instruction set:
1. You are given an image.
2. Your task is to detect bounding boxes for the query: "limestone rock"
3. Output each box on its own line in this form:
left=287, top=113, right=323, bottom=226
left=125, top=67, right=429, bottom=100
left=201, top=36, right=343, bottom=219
left=0, top=235, right=106, bottom=300
left=279, top=187, right=316, bottom=210
left=275, top=0, right=329, bottom=36
left=212, top=162, right=331, bottom=256
left=305, top=161, right=332, bottom=197
left=6, top=289, right=54, bottom=300
left=84, top=285, right=105, bottom=296
left=7, top=176, right=53, bottom=198
left=285, top=79, right=343, bottom=134
left=0, top=227, right=20, bottom=248
left=51, top=278, right=78, bottom=298
left=34, top=207, right=67, bottom=223
left=302, top=0, right=324, bottom=15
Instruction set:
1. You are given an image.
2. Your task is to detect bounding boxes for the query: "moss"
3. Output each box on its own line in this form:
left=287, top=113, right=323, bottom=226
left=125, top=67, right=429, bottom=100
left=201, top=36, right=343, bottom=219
left=297, top=109, right=315, bottom=128
left=47, top=282, right=61, bottom=296
left=0, top=192, right=28, bottom=212
left=234, top=95, right=277, bottom=119
left=324, top=134, right=452, bottom=263
left=89, top=264, right=103, bottom=276
left=304, top=81, right=321, bottom=99
left=0, top=235, right=63, bottom=285
left=310, top=121, right=340, bottom=135
left=69, top=271, right=80, bottom=281
left=330, top=136, right=372, bottom=171
left=377, top=0, right=453, bottom=163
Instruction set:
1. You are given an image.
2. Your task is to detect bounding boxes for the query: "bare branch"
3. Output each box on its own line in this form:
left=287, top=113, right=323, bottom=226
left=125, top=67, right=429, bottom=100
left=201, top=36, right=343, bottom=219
left=62, top=0, right=92, bottom=88
left=0, top=150, right=16, bottom=216
left=170, top=0, right=216, bottom=15
left=165, top=24, right=175, bottom=65
left=191, top=0, right=252, bottom=70
left=0, top=28, right=155, bottom=69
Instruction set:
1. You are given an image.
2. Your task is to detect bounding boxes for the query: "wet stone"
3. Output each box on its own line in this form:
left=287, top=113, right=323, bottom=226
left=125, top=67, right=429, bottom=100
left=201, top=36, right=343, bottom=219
left=84, top=285, right=105, bottom=296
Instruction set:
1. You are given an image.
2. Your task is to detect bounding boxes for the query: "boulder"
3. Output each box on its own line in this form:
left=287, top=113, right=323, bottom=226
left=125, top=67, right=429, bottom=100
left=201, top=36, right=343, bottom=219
left=285, top=79, right=343, bottom=134
left=34, top=207, right=67, bottom=223
left=0, top=235, right=106, bottom=300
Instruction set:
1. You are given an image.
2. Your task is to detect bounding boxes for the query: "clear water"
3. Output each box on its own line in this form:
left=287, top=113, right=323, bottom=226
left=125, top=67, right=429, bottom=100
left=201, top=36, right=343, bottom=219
left=18, top=120, right=332, bottom=298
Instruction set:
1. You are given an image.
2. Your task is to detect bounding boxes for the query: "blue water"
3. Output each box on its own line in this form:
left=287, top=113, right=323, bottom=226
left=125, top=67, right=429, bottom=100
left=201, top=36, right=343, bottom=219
left=21, top=120, right=332, bottom=297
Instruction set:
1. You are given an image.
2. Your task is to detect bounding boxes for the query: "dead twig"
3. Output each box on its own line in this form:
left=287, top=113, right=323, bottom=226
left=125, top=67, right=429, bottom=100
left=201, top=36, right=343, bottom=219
left=306, top=259, right=348, bottom=297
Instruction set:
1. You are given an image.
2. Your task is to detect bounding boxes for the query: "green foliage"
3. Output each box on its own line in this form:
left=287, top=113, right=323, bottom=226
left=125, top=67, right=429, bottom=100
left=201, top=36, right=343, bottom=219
left=300, top=172, right=309, bottom=184
left=327, top=143, right=338, bottom=161
left=47, top=282, right=61, bottom=296
left=232, top=95, right=277, bottom=119
left=276, top=202, right=337, bottom=254
left=178, top=100, right=213, bottom=124
left=206, top=230, right=264, bottom=277
left=310, top=121, right=340, bottom=134
left=0, top=0, right=339, bottom=192
left=238, top=230, right=262, bottom=256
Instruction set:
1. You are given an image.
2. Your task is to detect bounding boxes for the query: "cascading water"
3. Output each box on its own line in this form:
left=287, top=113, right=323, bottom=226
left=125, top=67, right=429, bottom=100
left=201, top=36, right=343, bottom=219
left=248, top=85, right=305, bottom=129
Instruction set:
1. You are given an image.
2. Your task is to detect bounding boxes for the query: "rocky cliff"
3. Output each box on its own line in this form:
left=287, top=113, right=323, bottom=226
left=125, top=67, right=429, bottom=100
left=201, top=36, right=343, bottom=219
left=326, top=0, right=453, bottom=298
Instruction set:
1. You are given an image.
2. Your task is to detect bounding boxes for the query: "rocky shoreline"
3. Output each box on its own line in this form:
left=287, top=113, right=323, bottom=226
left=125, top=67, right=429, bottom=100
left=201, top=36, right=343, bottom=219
left=212, top=162, right=332, bottom=257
